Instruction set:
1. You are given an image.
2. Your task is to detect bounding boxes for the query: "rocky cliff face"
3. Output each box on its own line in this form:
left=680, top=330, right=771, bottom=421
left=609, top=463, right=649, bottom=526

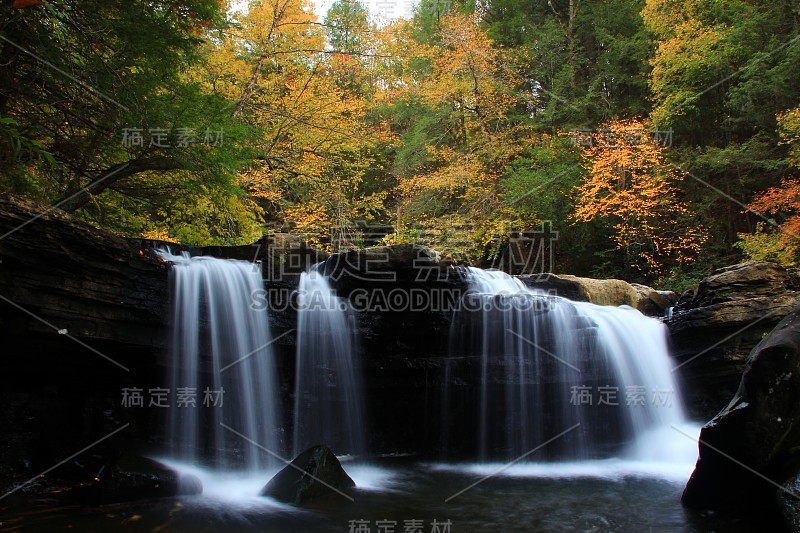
left=317, top=247, right=679, bottom=456
left=6, top=193, right=795, bottom=501
left=313, top=245, right=463, bottom=454
left=667, top=262, right=800, bottom=419
left=0, top=194, right=171, bottom=350
left=0, top=194, right=174, bottom=493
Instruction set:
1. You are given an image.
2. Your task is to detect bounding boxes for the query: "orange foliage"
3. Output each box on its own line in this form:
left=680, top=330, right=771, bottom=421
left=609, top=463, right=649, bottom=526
left=283, top=202, right=336, bottom=250
left=741, top=108, right=800, bottom=256
left=573, top=118, right=706, bottom=276
left=12, top=0, right=43, bottom=9
left=747, top=178, right=800, bottom=247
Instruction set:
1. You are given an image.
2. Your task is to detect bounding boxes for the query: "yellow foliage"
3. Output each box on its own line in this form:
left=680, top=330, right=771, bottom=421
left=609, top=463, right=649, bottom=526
left=736, top=223, right=797, bottom=267
left=283, top=202, right=336, bottom=251
left=387, top=12, right=529, bottom=258
left=141, top=227, right=174, bottom=242
left=197, top=0, right=395, bottom=246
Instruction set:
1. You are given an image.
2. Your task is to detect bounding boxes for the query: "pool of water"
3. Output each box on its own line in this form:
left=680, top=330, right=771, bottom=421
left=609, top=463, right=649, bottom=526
left=0, top=456, right=775, bottom=532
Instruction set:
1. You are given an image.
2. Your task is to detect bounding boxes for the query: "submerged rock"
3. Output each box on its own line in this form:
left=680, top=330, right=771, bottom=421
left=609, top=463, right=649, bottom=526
left=259, top=445, right=355, bottom=505
left=682, top=304, right=800, bottom=519
left=72, top=454, right=201, bottom=504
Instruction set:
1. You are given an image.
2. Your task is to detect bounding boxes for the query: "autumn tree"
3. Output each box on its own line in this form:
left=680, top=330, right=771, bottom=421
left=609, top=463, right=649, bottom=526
left=4, top=0, right=794, bottom=277
left=643, top=0, right=800, bottom=255
left=199, top=0, right=390, bottom=250
left=737, top=107, right=800, bottom=265
left=573, top=119, right=706, bottom=279
left=380, top=10, right=530, bottom=262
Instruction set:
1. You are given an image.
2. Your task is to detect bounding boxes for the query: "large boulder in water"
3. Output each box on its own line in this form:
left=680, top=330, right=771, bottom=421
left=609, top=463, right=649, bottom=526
left=518, top=273, right=676, bottom=316
left=259, top=445, right=355, bottom=505
left=682, top=304, right=800, bottom=519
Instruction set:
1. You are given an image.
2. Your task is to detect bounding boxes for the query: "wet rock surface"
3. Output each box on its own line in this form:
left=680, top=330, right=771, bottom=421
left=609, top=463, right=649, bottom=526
left=0, top=194, right=171, bottom=496
left=682, top=304, right=800, bottom=525
left=259, top=445, right=355, bottom=505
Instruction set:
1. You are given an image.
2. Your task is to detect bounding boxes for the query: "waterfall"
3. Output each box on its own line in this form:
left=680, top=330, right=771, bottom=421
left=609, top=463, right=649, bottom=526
left=162, top=251, right=281, bottom=471
left=293, top=263, right=366, bottom=458
left=448, top=267, right=687, bottom=462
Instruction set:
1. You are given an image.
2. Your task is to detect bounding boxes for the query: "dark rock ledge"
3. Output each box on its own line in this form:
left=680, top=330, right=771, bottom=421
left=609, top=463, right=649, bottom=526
left=668, top=262, right=800, bottom=419
left=682, top=304, right=800, bottom=531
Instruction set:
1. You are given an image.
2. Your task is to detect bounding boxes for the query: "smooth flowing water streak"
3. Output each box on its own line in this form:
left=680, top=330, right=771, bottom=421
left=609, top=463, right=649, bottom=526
left=293, top=263, right=366, bottom=457
left=448, top=267, right=689, bottom=462
left=161, top=250, right=281, bottom=471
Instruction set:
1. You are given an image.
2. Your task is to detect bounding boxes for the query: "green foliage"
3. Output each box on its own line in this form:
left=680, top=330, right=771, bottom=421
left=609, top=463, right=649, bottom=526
left=484, top=0, right=652, bottom=128
left=642, top=0, right=800, bottom=269
left=660, top=264, right=712, bottom=294
left=735, top=223, right=798, bottom=266
left=645, top=0, right=799, bottom=142
left=499, top=133, right=610, bottom=274
left=325, top=0, right=370, bottom=54
left=412, top=0, right=466, bottom=44
left=0, top=0, right=260, bottom=244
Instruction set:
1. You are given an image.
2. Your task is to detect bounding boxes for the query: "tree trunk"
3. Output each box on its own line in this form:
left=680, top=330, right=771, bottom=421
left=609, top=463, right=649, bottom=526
left=54, top=157, right=183, bottom=213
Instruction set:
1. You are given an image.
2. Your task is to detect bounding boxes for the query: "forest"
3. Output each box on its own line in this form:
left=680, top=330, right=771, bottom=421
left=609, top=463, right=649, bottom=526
left=1, top=0, right=799, bottom=286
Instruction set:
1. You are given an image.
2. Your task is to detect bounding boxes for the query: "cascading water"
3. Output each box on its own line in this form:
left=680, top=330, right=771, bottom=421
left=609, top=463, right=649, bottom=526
left=293, top=262, right=366, bottom=458
left=162, top=251, right=281, bottom=471
left=448, top=267, right=688, bottom=462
